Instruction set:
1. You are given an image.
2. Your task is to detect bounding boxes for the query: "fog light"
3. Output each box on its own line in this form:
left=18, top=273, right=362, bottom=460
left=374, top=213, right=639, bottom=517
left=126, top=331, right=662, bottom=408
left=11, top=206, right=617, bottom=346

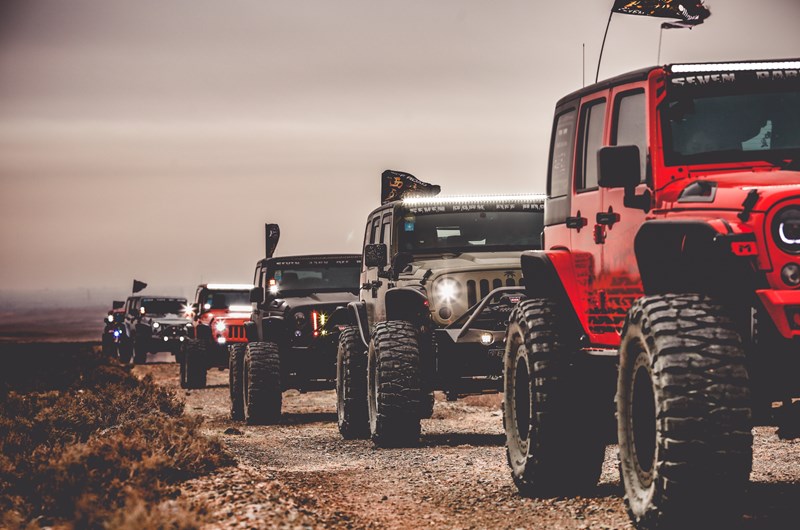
left=781, top=263, right=800, bottom=286
left=480, top=332, right=493, bottom=346
left=217, top=336, right=226, bottom=344
left=439, top=307, right=452, bottom=320
left=153, top=322, right=160, bottom=330
left=163, top=336, right=169, bottom=342
left=179, top=336, right=185, bottom=342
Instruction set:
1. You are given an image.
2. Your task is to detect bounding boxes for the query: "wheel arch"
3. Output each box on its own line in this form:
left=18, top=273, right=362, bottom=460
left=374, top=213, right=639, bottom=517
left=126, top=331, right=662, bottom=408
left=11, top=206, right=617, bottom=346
left=385, top=286, right=429, bottom=323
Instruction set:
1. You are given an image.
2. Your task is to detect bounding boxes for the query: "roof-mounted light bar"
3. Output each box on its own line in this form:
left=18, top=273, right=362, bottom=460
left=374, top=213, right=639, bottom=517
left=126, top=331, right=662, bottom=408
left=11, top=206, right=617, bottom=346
left=403, top=194, right=546, bottom=206
left=205, top=283, right=254, bottom=290
left=670, top=60, right=800, bottom=74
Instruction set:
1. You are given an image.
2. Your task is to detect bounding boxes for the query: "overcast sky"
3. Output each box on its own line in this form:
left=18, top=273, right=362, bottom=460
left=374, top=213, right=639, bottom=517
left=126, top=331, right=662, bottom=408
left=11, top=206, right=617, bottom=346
left=1, top=0, right=798, bottom=294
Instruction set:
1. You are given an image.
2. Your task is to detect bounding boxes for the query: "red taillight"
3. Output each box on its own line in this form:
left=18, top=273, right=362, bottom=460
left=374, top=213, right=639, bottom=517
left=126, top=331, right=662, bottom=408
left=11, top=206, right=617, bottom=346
left=312, top=310, right=319, bottom=337
left=787, top=307, right=800, bottom=330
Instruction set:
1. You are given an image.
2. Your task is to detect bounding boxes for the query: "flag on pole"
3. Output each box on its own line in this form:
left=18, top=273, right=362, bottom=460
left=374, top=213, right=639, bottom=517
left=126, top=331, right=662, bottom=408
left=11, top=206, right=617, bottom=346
left=612, top=1, right=711, bottom=27
left=381, top=170, right=441, bottom=205
left=132, top=279, right=147, bottom=293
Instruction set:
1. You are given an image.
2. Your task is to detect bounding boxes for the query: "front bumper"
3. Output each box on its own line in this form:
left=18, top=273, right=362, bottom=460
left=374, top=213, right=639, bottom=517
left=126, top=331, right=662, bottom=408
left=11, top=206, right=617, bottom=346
left=757, top=289, right=800, bottom=339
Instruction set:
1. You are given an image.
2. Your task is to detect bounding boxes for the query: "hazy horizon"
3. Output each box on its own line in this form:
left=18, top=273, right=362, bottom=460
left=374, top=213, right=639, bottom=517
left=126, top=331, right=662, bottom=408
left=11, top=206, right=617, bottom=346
left=2, top=0, right=799, bottom=298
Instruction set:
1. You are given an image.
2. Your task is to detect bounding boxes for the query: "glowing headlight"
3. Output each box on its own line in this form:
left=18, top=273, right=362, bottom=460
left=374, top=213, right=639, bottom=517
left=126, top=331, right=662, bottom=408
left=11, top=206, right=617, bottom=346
left=113, top=330, right=121, bottom=338
left=203, top=303, right=211, bottom=310
left=480, top=332, right=494, bottom=346
left=217, top=336, right=227, bottom=344
left=435, top=278, right=461, bottom=305
left=152, top=322, right=160, bottom=330
left=215, top=321, right=227, bottom=333
left=773, top=206, right=800, bottom=254
left=106, top=315, right=114, bottom=323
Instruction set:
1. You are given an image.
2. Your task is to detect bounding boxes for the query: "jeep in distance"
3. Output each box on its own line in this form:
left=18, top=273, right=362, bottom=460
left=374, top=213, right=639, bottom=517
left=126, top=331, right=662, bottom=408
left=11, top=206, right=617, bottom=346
left=234, top=253, right=361, bottom=424
left=502, top=58, right=800, bottom=529
left=121, top=295, right=190, bottom=364
left=334, top=194, right=544, bottom=445
left=181, top=284, right=253, bottom=389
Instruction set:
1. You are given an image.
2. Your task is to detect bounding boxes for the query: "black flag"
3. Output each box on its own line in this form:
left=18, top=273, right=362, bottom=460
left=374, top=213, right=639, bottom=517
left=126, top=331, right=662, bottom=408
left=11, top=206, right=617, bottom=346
left=265, top=223, right=280, bottom=259
left=612, top=0, right=710, bottom=27
left=381, top=170, right=441, bottom=205
left=132, top=279, right=147, bottom=293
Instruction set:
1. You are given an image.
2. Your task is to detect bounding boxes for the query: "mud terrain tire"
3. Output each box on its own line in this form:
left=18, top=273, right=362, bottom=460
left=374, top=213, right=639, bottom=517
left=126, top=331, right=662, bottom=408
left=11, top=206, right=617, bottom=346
left=102, top=334, right=115, bottom=356
left=243, top=341, right=282, bottom=425
left=368, top=320, right=422, bottom=447
left=337, top=326, right=370, bottom=439
left=182, top=339, right=208, bottom=389
left=118, top=339, right=133, bottom=364
left=133, top=327, right=149, bottom=364
left=617, top=294, right=752, bottom=530
left=503, top=298, right=606, bottom=496
left=228, top=343, right=246, bottom=421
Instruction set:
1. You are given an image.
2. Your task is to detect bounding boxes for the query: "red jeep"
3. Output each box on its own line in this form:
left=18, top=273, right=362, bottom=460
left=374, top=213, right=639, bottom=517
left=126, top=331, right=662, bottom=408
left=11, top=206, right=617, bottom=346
left=503, top=59, right=800, bottom=529
left=181, top=284, right=253, bottom=389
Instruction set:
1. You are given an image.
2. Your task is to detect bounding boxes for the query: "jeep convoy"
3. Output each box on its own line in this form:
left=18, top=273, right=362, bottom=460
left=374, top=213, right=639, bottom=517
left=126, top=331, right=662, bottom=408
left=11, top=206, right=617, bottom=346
left=181, top=284, right=253, bottom=389
left=501, top=58, right=800, bottom=529
left=332, top=194, right=544, bottom=444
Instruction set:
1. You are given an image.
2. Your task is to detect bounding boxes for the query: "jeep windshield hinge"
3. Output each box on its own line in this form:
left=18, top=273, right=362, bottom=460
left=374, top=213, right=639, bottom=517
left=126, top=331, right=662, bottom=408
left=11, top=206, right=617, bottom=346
left=738, top=189, right=760, bottom=222
left=623, top=188, right=652, bottom=212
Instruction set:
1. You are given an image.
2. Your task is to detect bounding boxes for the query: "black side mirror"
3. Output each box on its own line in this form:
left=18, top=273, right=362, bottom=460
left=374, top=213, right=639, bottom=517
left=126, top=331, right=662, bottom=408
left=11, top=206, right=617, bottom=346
left=391, top=252, right=413, bottom=279
left=598, top=145, right=640, bottom=189
left=192, top=302, right=200, bottom=314
left=112, top=300, right=124, bottom=310
left=250, top=286, right=264, bottom=303
left=364, top=243, right=388, bottom=269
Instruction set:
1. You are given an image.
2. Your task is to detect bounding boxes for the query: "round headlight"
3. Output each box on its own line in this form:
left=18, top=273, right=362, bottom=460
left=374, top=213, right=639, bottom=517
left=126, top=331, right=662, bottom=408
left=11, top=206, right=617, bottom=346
left=106, top=315, right=114, bottom=323
left=773, top=206, right=800, bottom=254
left=152, top=322, right=160, bottom=329
left=781, top=263, right=800, bottom=286
left=214, top=321, right=226, bottom=332
left=435, top=278, right=461, bottom=305
left=294, top=311, right=307, bottom=328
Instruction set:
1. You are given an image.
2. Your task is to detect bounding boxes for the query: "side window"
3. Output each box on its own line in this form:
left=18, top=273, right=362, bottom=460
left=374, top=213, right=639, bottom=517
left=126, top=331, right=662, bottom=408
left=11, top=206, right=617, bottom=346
left=613, top=90, right=647, bottom=182
left=380, top=214, right=392, bottom=265
left=548, top=109, right=577, bottom=197
left=577, top=99, right=607, bottom=191
left=370, top=216, right=380, bottom=244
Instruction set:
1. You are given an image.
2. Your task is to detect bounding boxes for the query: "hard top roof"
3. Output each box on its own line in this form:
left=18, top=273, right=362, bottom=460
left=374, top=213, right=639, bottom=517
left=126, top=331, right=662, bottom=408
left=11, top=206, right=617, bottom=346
left=369, top=193, right=546, bottom=217
left=556, top=58, right=800, bottom=107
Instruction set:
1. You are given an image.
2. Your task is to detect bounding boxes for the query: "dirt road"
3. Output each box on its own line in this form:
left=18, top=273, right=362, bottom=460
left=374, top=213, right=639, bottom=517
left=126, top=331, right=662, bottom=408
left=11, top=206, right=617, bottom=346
left=137, top=363, right=800, bottom=530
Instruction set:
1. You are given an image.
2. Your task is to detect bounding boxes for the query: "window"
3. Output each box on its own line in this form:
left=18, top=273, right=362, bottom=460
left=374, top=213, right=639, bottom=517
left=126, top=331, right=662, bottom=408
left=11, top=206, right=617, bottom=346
left=370, top=217, right=380, bottom=244
left=548, top=109, right=577, bottom=197
left=577, top=100, right=607, bottom=191
left=613, top=91, right=647, bottom=181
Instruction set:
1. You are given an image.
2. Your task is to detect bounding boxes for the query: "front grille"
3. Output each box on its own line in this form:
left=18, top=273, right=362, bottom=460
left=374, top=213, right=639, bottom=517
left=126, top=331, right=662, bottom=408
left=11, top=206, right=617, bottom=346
left=467, top=276, right=519, bottom=307
left=227, top=325, right=246, bottom=339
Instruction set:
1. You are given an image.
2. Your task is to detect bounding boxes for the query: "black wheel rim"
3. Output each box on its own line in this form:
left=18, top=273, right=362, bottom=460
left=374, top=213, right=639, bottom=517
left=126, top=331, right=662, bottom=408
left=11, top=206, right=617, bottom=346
left=631, top=360, right=657, bottom=484
left=514, top=353, right=531, bottom=443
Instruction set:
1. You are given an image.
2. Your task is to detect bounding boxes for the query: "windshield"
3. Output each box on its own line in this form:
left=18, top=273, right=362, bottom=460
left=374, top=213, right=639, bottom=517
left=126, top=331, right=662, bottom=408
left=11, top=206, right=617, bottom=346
left=201, top=290, right=250, bottom=310
left=398, top=209, right=543, bottom=254
left=141, top=299, right=185, bottom=315
left=663, top=88, right=800, bottom=166
left=269, top=265, right=359, bottom=294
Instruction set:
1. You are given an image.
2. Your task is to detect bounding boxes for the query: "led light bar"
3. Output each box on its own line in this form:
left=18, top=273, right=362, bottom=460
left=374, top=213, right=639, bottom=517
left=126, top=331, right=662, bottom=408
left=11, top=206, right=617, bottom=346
left=403, top=194, right=546, bottom=206
left=205, top=283, right=254, bottom=290
left=670, top=60, right=800, bottom=74
left=228, top=305, right=252, bottom=312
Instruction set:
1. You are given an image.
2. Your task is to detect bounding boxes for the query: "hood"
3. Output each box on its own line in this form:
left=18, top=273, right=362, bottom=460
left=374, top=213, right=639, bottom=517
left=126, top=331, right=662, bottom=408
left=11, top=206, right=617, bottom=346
left=665, top=169, right=800, bottom=213
left=400, top=251, right=523, bottom=281
left=213, top=313, right=251, bottom=325
left=149, top=315, right=192, bottom=326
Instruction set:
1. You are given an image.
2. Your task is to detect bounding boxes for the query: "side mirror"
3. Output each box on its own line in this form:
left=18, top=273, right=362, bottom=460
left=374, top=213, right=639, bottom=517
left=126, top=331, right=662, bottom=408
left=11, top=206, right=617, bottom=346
left=364, top=243, right=388, bottom=269
left=597, top=145, right=641, bottom=189
left=391, top=252, right=413, bottom=279
left=250, top=286, right=264, bottom=303
left=112, top=300, right=124, bottom=310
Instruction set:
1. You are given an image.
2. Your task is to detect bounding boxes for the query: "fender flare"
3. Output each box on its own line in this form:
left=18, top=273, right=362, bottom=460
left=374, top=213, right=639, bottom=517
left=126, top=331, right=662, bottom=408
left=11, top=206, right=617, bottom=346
left=344, top=301, right=371, bottom=348
left=196, top=323, right=212, bottom=341
left=385, top=286, right=429, bottom=323
left=261, top=315, right=287, bottom=344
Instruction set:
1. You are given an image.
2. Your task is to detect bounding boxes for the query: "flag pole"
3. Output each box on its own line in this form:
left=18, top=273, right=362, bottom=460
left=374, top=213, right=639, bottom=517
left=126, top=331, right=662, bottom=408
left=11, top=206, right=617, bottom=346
left=595, top=9, right=614, bottom=83
left=657, top=24, right=664, bottom=64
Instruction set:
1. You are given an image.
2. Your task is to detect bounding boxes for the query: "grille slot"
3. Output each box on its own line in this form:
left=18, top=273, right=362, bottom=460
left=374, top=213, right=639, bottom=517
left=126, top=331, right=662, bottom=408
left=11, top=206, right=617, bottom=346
left=467, top=280, right=477, bottom=307
left=228, top=325, right=245, bottom=339
left=480, top=279, right=490, bottom=299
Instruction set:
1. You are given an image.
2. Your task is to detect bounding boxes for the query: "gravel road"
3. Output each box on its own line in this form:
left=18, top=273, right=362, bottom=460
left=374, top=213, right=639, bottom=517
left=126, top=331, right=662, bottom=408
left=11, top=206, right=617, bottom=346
left=136, top=363, right=800, bottom=530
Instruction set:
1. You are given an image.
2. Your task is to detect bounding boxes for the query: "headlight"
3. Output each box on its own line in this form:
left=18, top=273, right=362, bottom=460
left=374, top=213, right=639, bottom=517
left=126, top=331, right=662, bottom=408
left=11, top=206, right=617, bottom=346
left=106, top=315, right=114, bottom=323
left=152, top=322, right=160, bottom=330
left=773, top=206, right=800, bottom=254
left=294, top=311, right=306, bottom=328
left=215, top=321, right=227, bottom=333
left=435, top=278, right=461, bottom=305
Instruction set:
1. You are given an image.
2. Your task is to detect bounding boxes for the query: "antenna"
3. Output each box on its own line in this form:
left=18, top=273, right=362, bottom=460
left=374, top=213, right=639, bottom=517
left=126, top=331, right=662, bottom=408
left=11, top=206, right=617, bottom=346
left=582, top=43, right=586, bottom=87
left=657, top=25, right=664, bottom=64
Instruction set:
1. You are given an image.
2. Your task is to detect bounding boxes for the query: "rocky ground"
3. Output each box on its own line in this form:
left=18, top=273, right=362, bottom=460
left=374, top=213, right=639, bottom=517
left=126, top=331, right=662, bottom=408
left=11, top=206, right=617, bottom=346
left=135, top=362, right=800, bottom=530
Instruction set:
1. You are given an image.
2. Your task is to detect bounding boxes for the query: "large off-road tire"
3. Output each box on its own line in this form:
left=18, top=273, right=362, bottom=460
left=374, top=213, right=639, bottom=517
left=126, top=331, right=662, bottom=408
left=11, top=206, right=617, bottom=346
left=182, top=339, right=208, bottom=389
left=133, top=328, right=149, bottom=365
left=420, top=391, right=435, bottom=419
left=228, top=343, right=246, bottom=421
left=118, top=339, right=133, bottom=364
left=617, top=294, right=752, bottom=530
left=243, top=341, right=282, bottom=425
left=368, top=320, right=422, bottom=447
left=102, top=334, right=115, bottom=356
left=503, top=298, right=607, bottom=496
left=336, top=326, right=370, bottom=439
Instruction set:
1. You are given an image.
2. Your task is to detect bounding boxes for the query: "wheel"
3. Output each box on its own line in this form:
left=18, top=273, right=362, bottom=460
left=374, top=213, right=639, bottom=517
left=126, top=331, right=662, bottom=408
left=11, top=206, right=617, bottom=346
left=503, top=298, right=606, bottom=497
left=229, top=343, right=246, bottom=421
left=178, top=351, right=188, bottom=389
left=617, top=294, right=752, bottom=529
left=420, top=391, right=435, bottom=419
left=336, top=326, right=369, bottom=439
left=183, top=339, right=208, bottom=389
left=368, top=320, right=422, bottom=447
left=102, top=334, right=115, bottom=356
left=118, top=339, right=133, bottom=364
left=133, top=328, right=149, bottom=364
left=243, top=341, right=282, bottom=425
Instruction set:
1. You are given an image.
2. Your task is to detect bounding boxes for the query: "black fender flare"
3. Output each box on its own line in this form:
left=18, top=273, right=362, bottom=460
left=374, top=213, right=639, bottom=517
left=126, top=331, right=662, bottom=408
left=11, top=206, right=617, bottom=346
left=520, top=250, right=587, bottom=339
left=633, top=220, right=759, bottom=297
left=261, top=315, right=287, bottom=344
left=196, top=323, right=212, bottom=341
left=244, top=321, right=259, bottom=343
left=385, top=286, right=429, bottom=323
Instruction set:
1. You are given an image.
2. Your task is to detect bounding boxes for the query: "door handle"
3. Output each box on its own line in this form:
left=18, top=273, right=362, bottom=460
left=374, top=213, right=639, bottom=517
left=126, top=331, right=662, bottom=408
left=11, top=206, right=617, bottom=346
left=596, top=209, right=620, bottom=228
left=566, top=212, right=588, bottom=230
